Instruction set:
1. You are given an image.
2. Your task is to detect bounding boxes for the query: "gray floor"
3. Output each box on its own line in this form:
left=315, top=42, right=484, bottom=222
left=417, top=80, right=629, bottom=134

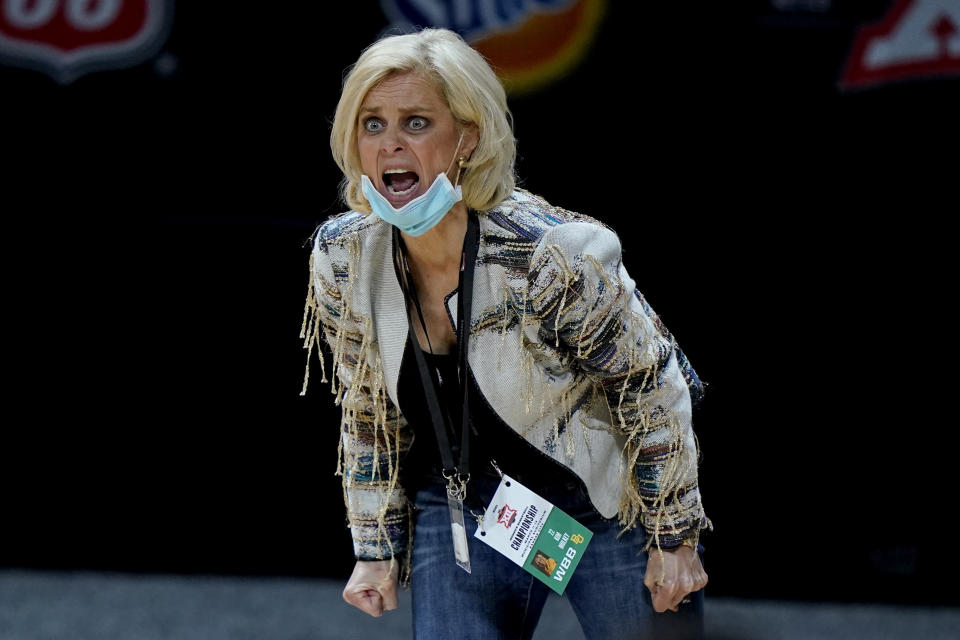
left=2, top=570, right=958, bottom=640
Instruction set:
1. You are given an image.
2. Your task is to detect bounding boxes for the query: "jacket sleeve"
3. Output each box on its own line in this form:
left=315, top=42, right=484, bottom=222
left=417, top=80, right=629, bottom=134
left=526, top=221, right=709, bottom=550
left=301, top=223, right=411, bottom=561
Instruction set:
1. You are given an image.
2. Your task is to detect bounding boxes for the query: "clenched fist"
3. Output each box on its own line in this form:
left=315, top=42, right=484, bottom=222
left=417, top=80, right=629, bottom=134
left=343, top=559, right=399, bottom=617
left=645, top=545, right=708, bottom=613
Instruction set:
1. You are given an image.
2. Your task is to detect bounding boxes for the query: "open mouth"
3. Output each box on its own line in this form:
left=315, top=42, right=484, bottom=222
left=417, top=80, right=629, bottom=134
left=383, top=169, right=420, bottom=196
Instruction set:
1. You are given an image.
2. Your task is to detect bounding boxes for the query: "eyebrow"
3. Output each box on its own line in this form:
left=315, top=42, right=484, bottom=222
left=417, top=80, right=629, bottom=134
left=358, top=105, right=436, bottom=116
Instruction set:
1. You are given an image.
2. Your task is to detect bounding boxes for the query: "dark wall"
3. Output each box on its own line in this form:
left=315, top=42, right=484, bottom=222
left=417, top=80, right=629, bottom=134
left=3, top=1, right=957, bottom=607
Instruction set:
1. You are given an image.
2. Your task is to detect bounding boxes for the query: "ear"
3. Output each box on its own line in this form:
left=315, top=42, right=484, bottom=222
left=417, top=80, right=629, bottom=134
left=460, top=123, right=480, bottom=161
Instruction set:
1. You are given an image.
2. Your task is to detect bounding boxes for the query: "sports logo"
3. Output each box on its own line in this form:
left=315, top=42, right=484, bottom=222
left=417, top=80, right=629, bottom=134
left=497, top=504, right=518, bottom=528
left=380, top=0, right=606, bottom=94
left=841, top=0, right=960, bottom=89
left=0, top=0, right=174, bottom=84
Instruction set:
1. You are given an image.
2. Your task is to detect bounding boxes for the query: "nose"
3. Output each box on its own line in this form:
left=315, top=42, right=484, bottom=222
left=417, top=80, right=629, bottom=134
left=381, top=129, right=405, bottom=153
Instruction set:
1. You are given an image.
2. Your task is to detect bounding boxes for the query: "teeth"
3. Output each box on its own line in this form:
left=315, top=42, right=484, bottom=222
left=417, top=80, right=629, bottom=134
left=383, top=169, right=419, bottom=196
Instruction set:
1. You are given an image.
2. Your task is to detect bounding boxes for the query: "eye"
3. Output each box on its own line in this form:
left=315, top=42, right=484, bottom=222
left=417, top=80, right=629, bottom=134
left=363, top=118, right=384, bottom=133
left=408, top=116, right=429, bottom=131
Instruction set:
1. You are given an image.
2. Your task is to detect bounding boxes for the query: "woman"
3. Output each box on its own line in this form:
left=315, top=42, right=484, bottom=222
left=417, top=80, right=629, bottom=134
left=301, top=28, right=710, bottom=639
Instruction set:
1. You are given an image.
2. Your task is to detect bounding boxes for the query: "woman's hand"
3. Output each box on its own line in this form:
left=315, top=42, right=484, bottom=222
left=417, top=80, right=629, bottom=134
left=342, top=559, right=399, bottom=617
left=644, top=545, right=708, bottom=613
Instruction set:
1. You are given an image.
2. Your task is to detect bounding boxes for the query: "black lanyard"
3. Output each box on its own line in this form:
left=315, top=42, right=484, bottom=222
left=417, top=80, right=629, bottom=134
left=393, top=211, right=479, bottom=482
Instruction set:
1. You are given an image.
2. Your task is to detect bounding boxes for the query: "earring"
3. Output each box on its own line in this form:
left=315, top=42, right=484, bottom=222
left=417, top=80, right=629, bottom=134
left=454, top=156, right=468, bottom=189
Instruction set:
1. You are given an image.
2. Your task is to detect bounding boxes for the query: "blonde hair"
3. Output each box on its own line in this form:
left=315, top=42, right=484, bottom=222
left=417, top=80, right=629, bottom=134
left=330, top=28, right=516, bottom=213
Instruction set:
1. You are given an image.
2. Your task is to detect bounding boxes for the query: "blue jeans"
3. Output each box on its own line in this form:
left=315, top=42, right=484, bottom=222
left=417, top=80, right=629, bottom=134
left=410, top=472, right=705, bottom=640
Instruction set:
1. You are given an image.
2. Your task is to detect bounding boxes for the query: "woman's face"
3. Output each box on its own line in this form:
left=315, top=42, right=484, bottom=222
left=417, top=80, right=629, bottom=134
left=357, top=72, right=476, bottom=209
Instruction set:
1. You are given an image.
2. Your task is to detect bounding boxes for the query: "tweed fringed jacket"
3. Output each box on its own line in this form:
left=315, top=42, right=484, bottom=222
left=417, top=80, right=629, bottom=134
left=301, top=189, right=710, bottom=563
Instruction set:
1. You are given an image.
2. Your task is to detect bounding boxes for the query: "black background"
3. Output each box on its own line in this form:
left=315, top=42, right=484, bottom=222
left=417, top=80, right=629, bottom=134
left=2, top=1, right=957, bottom=606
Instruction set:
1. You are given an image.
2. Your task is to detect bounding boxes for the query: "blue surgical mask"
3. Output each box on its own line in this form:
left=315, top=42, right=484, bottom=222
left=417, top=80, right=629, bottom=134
left=361, top=132, right=466, bottom=236
left=361, top=172, right=462, bottom=237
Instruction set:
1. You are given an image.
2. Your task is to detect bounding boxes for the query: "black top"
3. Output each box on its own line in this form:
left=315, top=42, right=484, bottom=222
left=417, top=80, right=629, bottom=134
left=396, top=334, right=583, bottom=511
left=391, top=212, right=584, bottom=510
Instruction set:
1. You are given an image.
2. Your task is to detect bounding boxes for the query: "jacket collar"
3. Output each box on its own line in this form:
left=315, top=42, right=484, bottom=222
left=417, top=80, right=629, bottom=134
left=359, top=216, right=480, bottom=410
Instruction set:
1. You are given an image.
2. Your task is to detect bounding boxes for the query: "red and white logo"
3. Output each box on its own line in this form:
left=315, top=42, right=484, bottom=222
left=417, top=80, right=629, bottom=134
left=497, top=504, right=518, bottom=528
left=0, top=0, right=173, bottom=83
left=841, top=0, right=960, bottom=89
